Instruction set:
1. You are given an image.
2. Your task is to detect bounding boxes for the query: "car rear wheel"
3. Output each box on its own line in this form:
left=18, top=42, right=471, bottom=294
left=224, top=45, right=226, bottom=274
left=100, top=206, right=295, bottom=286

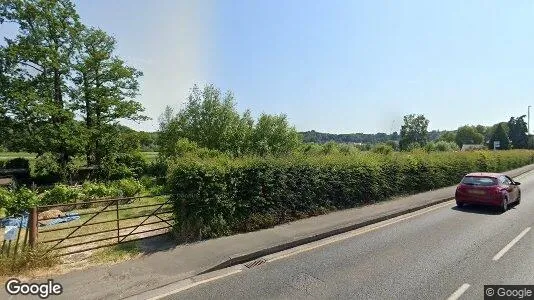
left=500, top=197, right=508, bottom=213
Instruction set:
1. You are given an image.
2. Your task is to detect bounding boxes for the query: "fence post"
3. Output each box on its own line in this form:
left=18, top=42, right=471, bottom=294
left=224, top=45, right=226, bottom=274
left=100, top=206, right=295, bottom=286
left=28, top=207, right=38, bottom=248
left=116, top=199, right=120, bottom=243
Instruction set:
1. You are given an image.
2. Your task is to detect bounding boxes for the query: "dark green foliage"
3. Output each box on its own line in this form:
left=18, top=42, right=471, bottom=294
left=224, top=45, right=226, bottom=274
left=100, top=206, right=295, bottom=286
left=490, top=123, right=511, bottom=150
left=168, top=150, right=534, bottom=241
left=455, top=125, right=484, bottom=148
left=508, top=116, right=528, bottom=149
left=300, top=130, right=428, bottom=144
left=96, top=151, right=148, bottom=180
left=1, top=158, right=29, bottom=169
left=399, top=114, right=429, bottom=150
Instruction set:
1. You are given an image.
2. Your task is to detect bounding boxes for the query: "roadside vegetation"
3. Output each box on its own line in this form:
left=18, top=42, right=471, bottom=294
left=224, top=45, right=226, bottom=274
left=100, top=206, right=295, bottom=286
left=168, top=150, right=534, bottom=241
left=2, top=0, right=534, bottom=276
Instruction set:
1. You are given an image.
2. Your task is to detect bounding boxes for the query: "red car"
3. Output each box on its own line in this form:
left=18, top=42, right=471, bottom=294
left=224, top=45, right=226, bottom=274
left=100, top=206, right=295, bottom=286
left=455, top=172, right=521, bottom=212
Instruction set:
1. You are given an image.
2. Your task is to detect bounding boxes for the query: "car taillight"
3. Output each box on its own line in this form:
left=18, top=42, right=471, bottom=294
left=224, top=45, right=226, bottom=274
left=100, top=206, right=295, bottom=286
left=491, top=186, right=502, bottom=198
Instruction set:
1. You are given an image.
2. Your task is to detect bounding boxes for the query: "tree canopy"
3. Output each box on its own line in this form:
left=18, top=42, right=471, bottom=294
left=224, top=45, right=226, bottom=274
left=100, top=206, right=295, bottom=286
left=455, top=125, right=484, bottom=148
left=157, top=84, right=301, bottom=158
left=399, top=114, right=429, bottom=150
left=0, top=0, right=146, bottom=180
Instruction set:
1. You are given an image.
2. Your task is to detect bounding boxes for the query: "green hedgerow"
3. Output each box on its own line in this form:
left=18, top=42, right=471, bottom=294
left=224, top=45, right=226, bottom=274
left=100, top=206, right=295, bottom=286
left=168, top=150, right=534, bottom=241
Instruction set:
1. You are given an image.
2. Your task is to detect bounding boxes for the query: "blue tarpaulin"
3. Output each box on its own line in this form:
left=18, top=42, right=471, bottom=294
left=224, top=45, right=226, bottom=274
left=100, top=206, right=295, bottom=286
left=40, top=212, right=80, bottom=227
left=0, top=212, right=80, bottom=228
left=0, top=213, right=29, bottom=228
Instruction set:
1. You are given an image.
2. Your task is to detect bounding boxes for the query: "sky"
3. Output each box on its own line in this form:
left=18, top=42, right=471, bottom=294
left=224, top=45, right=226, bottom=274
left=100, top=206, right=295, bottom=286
left=5, top=1, right=534, bottom=134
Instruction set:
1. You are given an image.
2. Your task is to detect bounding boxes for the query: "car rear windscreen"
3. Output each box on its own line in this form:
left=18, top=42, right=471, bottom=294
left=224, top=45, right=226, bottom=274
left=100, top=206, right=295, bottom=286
left=461, top=176, right=497, bottom=186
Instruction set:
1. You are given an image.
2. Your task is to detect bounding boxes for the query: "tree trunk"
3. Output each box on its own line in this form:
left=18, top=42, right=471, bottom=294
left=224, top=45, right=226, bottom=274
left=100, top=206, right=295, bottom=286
left=53, top=68, right=69, bottom=178
left=83, top=72, right=94, bottom=166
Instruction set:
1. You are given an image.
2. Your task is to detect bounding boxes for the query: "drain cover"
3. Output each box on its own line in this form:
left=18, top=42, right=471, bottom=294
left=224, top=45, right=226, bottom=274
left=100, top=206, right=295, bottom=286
left=244, top=258, right=266, bottom=269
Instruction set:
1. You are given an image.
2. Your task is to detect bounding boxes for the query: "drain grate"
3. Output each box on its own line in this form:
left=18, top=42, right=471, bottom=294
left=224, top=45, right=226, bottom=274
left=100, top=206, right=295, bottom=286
left=244, top=258, right=266, bottom=269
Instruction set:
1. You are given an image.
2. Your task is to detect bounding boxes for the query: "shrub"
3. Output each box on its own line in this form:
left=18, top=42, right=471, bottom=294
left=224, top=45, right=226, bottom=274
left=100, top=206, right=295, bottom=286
left=1, top=187, right=40, bottom=215
left=113, top=178, right=144, bottom=197
left=0, top=187, right=14, bottom=215
left=98, top=151, right=148, bottom=180
left=371, top=143, right=394, bottom=155
left=168, top=150, right=534, bottom=241
left=321, top=141, right=339, bottom=155
left=81, top=182, right=121, bottom=200
left=435, top=141, right=459, bottom=152
left=40, top=184, right=82, bottom=205
left=33, top=153, right=62, bottom=183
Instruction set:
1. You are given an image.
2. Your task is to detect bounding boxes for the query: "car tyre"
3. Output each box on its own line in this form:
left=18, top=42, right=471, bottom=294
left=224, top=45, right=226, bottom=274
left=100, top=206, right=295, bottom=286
left=500, top=197, right=508, bottom=213
left=516, top=191, right=521, bottom=205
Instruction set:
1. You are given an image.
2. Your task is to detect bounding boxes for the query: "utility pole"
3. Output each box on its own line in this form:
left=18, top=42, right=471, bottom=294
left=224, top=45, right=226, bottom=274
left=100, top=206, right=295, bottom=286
left=529, top=105, right=531, bottom=135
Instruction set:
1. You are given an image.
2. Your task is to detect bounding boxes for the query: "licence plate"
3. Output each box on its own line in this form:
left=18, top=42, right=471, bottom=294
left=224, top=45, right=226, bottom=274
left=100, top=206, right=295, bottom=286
left=468, top=190, right=485, bottom=195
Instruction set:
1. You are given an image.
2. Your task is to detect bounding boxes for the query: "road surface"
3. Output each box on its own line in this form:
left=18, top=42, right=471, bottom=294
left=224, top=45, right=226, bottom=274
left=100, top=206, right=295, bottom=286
left=163, top=171, right=534, bottom=300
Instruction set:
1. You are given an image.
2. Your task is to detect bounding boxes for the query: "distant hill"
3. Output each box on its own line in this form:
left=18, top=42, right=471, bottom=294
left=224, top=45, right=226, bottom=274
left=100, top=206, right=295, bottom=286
left=299, top=130, right=450, bottom=144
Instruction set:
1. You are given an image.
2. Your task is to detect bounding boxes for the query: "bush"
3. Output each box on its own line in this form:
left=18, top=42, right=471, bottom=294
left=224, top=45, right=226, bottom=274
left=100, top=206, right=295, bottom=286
left=0, top=187, right=14, bottom=215
left=371, top=143, right=394, bottom=155
left=33, top=153, right=62, bottom=183
left=1, top=187, right=40, bottom=215
left=40, top=184, right=82, bottom=205
left=81, top=182, right=121, bottom=200
left=321, top=141, right=339, bottom=155
left=98, top=151, right=148, bottom=180
left=168, top=150, right=534, bottom=241
left=113, top=178, right=144, bottom=197
left=435, top=141, right=459, bottom=152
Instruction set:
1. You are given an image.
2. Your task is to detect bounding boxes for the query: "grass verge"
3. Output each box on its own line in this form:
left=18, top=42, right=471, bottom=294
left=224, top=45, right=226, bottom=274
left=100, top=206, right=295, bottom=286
left=0, top=247, right=59, bottom=277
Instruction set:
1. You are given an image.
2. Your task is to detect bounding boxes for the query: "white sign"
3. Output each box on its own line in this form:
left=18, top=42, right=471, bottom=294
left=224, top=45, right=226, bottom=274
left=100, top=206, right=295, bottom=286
left=494, top=141, right=500, bottom=148
left=4, top=226, right=18, bottom=241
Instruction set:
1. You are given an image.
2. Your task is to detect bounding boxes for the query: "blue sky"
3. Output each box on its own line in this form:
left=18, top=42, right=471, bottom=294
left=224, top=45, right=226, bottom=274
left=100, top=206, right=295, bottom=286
left=6, top=1, right=534, bottom=133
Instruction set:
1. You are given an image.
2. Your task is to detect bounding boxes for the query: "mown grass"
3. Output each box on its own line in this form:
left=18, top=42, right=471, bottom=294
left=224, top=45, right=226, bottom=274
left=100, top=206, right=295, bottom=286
left=0, top=152, right=36, bottom=161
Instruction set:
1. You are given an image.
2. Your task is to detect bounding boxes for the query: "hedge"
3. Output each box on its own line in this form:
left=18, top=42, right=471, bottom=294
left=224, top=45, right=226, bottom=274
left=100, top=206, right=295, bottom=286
left=168, top=150, right=534, bottom=241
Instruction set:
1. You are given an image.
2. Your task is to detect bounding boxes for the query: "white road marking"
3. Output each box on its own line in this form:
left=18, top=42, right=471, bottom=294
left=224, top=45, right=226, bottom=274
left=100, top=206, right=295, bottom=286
left=447, top=283, right=470, bottom=300
left=266, top=201, right=454, bottom=262
left=492, top=227, right=531, bottom=261
left=124, top=266, right=243, bottom=300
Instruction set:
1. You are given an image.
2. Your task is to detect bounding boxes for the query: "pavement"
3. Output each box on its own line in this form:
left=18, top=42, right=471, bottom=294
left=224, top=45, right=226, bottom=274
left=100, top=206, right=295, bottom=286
left=4, top=164, right=534, bottom=300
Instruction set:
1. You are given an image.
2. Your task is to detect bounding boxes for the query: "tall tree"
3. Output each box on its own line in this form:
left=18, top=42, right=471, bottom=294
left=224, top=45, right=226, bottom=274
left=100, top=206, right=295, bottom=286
left=158, top=84, right=300, bottom=157
left=158, top=84, right=253, bottom=157
left=0, top=0, right=85, bottom=172
left=251, top=114, right=300, bottom=156
left=71, top=27, right=146, bottom=167
left=489, top=123, right=511, bottom=150
left=438, top=131, right=456, bottom=143
left=455, top=125, right=484, bottom=148
left=507, top=115, right=528, bottom=149
left=399, top=114, right=429, bottom=150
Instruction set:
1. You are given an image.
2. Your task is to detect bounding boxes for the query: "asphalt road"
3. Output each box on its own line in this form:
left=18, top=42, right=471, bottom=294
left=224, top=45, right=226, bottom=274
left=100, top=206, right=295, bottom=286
left=164, top=172, right=534, bottom=300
